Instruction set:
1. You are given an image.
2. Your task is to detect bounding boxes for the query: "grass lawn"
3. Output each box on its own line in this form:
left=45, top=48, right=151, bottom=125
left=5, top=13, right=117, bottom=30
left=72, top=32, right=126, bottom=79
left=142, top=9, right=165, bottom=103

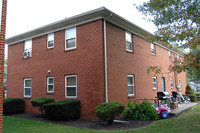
left=3, top=105, right=200, bottom=133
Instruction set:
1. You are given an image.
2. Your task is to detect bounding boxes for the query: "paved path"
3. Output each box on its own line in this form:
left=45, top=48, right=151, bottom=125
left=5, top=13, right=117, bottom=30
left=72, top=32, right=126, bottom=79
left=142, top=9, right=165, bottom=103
left=171, top=102, right=198, bottom=116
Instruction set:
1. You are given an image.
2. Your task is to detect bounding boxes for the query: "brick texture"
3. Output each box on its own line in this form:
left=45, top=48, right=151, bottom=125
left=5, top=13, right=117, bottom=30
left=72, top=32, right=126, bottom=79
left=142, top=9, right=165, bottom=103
left=7, top=20, right=105, bottom=119
left=0, top=0, right=7, bottom=132
left=7, top=19, right=187, bottom=119
left=106, top=22, right=186, bottom=105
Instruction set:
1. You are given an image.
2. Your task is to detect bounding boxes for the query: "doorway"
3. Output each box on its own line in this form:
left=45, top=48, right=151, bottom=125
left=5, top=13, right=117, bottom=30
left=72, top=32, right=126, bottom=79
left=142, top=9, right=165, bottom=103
left=161, top=77, right=166, bottom=92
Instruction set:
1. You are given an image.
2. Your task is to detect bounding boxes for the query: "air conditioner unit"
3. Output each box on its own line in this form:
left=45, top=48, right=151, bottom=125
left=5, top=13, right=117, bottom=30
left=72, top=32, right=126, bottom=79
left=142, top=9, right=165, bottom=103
left=23, top=51, right=31, bottom=58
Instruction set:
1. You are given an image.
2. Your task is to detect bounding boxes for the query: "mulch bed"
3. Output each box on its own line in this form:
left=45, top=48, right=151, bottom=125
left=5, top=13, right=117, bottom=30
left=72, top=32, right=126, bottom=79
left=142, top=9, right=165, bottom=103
left=7, top=113, right=154, bottom=131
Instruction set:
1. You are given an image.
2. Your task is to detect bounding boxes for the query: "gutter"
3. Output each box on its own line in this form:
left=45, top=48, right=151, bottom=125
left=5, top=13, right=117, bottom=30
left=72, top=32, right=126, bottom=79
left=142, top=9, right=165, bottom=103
left=104, top=13, right=112, bottom=103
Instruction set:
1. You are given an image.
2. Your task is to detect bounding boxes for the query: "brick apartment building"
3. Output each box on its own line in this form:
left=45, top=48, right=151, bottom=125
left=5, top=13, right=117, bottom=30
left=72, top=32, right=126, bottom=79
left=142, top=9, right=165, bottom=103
left=6, top=7, right=186, bottom=119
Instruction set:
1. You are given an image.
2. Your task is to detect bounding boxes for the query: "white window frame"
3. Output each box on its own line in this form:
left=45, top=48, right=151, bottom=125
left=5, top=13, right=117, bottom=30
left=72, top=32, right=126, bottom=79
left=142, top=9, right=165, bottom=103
left=125, top=32, right=133, bottom=52
left=152, top=77, right=157, bottom=90
left=24, top=39, right=32, bottom=52
left=65, top=75, right=77, bottom=98
left=47, top=33, right=54, bottom=49
left=24, top=78, right=31, bottom=97
left=47, top=77, right=54, bottom=93
left=169, top=51, right=172, bottom=60
left=170, top=78, right=174, bottom=88
left=24, top=39, right=32, bottom=58
left=151, top=43, right=155, bottom=55
left=65, top=27, right=76, bottom=51
left=178, top=55, right=181, bottom=63
left=127, top=75, right=135, bottom=96
left=179, top=79, right=182, bottom=90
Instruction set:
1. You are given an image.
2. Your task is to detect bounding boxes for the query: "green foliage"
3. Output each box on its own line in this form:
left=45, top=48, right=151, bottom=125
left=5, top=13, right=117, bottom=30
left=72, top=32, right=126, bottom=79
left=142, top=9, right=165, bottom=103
left=136, top=0, right=199, bottom=49
left=146, top=66, right=161, bottom=76
left=185, top=85, right=197, bottom=102
left=95, top=101, right=125, bottom=124
left=43, top=100, right=81, bottom=120
left=136, top=0, right=200, bottom=75
left=124, top=99, right=159, bottom=120
left=3, top=98, right=25, bottom=115
left=31, top=97, right=55, bottom=115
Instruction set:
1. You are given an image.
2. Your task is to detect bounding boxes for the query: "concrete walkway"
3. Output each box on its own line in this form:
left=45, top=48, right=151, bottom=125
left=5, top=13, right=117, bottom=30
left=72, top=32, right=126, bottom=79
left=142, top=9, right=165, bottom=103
left=171, top=102, right=199, bottom=116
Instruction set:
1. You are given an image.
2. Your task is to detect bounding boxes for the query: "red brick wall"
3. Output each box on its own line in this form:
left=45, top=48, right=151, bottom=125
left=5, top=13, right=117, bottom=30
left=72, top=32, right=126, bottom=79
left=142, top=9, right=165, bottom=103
left=7, top=20, right=105, bottom=119
left=0, top=0, right=7, bottom=131
left=106, top=22, right=186, bottom=105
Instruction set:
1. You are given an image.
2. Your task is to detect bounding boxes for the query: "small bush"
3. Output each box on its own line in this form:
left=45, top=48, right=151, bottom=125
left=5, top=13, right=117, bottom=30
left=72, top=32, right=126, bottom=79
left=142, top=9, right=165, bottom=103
left=124, top=99, right=159, bottom=120
left=3, top=98, right=25, bottom=115
left=31, top=97, right=55, bottom=115
left=95, top=101, right=125, bottom=124
left=185, top=85, right=197, bottom=102
left=43, top=100, right=81, bottom=120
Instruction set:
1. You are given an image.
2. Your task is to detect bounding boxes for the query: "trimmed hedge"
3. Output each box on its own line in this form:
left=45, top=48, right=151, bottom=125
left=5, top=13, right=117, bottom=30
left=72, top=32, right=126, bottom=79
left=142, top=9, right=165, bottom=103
left=31, top=97, right=55, bottom=115
left=43, top=100, right=81, bottom=120
left=95, top=101, right=125, bottom=124
left=3, top=98, right=25, bottom=115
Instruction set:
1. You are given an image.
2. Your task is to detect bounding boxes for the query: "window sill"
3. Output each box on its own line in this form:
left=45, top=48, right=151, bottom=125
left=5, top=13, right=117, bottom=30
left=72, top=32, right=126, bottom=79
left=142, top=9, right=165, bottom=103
left=65, top=96, right=77, bottom=99
left=126, top=50, right=133, bottom=53
left=153, top=88, right=157, bottom=91
left=65, top=47, right=76, bottom=51
left=47, top=47, right=54, bottom=50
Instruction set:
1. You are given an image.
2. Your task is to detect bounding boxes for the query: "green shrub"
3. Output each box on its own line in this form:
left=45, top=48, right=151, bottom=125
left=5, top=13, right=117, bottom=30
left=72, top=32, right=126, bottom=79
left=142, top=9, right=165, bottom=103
left=123, top=99, right=159, bottom=120
left=185, top=85, right=197, bottom=102
left=43, top=100, right=81, bottom=120
left=3, top=98, right=25, bottom=115
left=95, top=101, right=125, bottom=124
left=31, top=97, right=55, bottom=115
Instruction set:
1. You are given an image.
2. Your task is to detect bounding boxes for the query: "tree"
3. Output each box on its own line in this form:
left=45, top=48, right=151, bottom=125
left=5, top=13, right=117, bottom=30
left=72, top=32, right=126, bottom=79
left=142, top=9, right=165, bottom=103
left=136, top=0, right=200, bottom=79
left=136, top=0, right=199, bottom=49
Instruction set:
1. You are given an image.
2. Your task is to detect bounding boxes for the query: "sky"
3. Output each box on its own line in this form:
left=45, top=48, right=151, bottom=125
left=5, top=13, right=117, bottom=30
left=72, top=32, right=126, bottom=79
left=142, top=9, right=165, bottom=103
left=5, top=0, right=157, bottom=58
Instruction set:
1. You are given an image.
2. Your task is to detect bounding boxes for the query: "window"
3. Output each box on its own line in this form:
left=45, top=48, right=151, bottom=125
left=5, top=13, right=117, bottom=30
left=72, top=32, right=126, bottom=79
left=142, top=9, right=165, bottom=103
left=47, top=77, right=54, bottom=93
left=24, top=40, right=32, bottom=52
left=47, top=33, right=54, bottom=48
left=179, top=79, right=182, bottom=90
left=178, top=55, right=180, bottom=62
left=65, top=27, right=76, bottom=50
left=169, top=51, right=172, bottom=60
left=24, top=78, right=31, bottom=97
left=170, top=78, right=173, bottom=88
left=65, top=75, right=77, bottom=98
left=151, top=43, right=155, bottom=55
left=126, top=32, right=133, bottom=52
left=152, top=77, right=157, bottom=89
left=127, top=75, right=134, bottom=96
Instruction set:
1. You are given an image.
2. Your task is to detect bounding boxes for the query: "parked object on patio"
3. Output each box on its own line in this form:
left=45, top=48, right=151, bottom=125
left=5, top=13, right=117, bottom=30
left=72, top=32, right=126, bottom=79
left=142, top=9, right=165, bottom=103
left=156, top=92, right=171, bottom=107
left=154, top=104, right=171, bottom=119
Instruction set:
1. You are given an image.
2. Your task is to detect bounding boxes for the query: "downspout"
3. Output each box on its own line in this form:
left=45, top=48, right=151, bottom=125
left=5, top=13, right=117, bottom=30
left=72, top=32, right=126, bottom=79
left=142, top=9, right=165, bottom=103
left=104, top=14, right=112, bottom=103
